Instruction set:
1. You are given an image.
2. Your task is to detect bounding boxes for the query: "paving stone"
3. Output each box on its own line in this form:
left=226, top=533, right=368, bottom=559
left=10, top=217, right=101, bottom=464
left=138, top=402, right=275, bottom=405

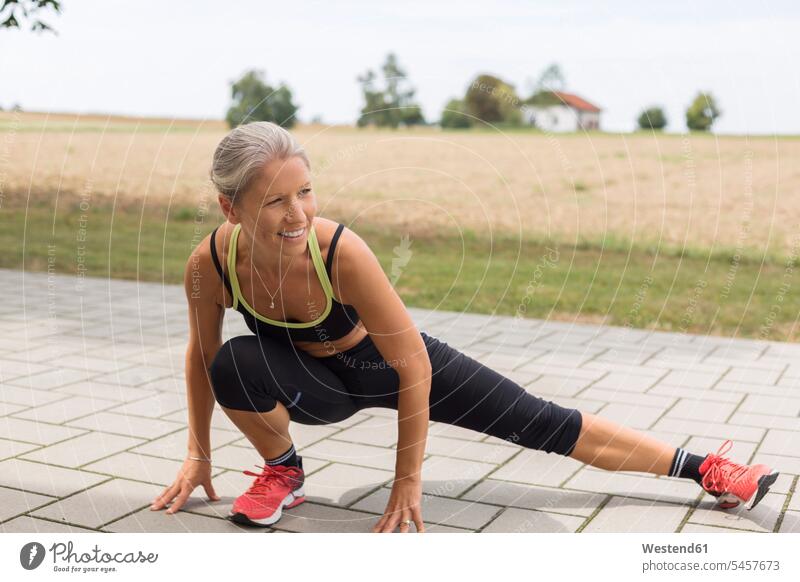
left=105, top=506, right=260, bottom=533
left=352, top=486, right=499, bottom=529
left=583, top=363, right=666, bottom=378
left=416, top=435, right=517, bottom=464
left=0, top=458, right=108, bottom=497
left=31, top=478, right=157, bottom=528
left=482, top=506, right=585, bottom=532
left=595, top=403, right=664, bottom=430
left=0, top=417, right=88, bottom=445
left=725, top=366, right=785, bottom=384
left=160, top=406, right=246, bottom=433
left=564, top=468, right=699, bottom=504
left=579, top=388, right=676, bottom=409
left=760, top=429, right=800, bottom=457
left=593, top=347, right=660, bottom=365
left=688, top=492, right=785, bottom=532
left=106, top=392, right=188, bottom=418
left=304, top=463, right=393, bottom=506
left=583, top=497, right=688, bottom=532
left=295, top=439, right=397, bottom=471
left=91, top=367, right=174, bottom=387
left=0, top=485, right=54, bottom=521
left=0, top=438, right=40, bottom=460
left=530, top=351, right=599, bottom=368
left=0, top=384, right=66, bottom=407
left=0, top=359, right=52, bottom=381
left=548, top=395, right=606, bottom=414
left=778, top=511, right=800, bottom=533
left=517, top=364, right=605, bottom=381
left=661, top=369, right=724, bottom=390
left=271, top=501, right=378, bottom=533
left=524, top=375, right=593, bottom=397
left=0, top=516, right=97, bottom=533
left=770, top=473, right=795, bottom=495
left=715, top=381, right=799, bottom=399
left=330, top=416, right=398, bottom=447
left=681, top=523, right=751, bottom=533
left=652, top=417, right=764, bottom=443
left=738, top=394, right=800, bottom=417
left=665, top=399, right=738, bottom=423
left=461, top=479, right=605, bottom=517
left=476, top=351, right=547, bottom=372
left=756, top=454, right=800, bottom=475
left=48, top=354, right=138, bottom=374
left=648, top=384, right=743, bottom=404
left=491, top=450, right=584, bottom=488
left=12, top=395, right=119, bottom=424
left=82, top=452, right=217, bottom=486
left=428, top=422, right=486, bottom=441
left=589, top=372, right=661, bottom=393
left=8, top=368, right=100, bottom=390
left=21, top=432, right=144, bottom=468
left=55, top=381, right=160, bottom=402
left=421, top=455, right=496, bottom=497
left=129, top=428, right=241, bottom=460
left=66, top=411, right=184, bottom=439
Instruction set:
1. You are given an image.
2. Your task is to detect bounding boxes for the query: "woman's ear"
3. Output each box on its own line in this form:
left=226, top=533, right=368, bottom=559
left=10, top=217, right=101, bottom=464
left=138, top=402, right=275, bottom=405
left=218, top=194, right=240, bottom=224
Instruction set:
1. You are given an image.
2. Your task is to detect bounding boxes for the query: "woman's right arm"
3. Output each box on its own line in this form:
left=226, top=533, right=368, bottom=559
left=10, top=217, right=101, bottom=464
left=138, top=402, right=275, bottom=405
left=150, top=238, right=225, bottom=514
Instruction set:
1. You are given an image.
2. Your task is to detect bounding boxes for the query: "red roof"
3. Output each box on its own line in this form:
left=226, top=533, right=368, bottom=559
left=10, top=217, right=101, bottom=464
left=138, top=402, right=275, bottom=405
left=550, top=92, right=601, bottom=113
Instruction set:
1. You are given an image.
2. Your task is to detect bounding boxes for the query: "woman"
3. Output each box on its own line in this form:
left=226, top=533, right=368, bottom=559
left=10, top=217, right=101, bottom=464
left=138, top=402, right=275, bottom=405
left=150, top=121, right=778, bottom=533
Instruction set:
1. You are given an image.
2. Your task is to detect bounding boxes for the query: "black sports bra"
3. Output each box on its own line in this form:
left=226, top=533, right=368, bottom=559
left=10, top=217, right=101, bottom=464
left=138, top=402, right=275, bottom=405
left=209, top=221, right=361, bottom=344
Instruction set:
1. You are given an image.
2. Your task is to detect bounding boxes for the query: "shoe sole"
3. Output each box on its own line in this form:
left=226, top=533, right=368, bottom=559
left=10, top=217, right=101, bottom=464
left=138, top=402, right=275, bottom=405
left=228, top=487, right=305, bottom=527
left=747, top=471, right=779, bottom=510
left=715, top=471, right=780, bottom=511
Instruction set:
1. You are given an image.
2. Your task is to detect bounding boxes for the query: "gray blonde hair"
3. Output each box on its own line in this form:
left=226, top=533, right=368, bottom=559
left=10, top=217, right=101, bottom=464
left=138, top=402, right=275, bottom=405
left=209, top=121, right=310, bottom=203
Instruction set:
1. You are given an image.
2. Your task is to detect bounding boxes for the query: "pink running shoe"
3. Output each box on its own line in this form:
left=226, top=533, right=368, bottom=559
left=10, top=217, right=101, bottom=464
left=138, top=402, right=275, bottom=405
left=699, top=440, right=779, bottom=510
left=229, top=464, right=306, bottom=527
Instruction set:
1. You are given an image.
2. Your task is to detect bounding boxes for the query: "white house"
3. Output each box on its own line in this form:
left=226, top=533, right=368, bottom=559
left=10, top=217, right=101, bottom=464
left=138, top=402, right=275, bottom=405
left=525, top=91, right=602, bottom=132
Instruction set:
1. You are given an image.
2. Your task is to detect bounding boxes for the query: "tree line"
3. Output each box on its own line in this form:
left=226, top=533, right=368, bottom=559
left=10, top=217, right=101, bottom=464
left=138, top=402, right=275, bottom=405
left=226, top=55, right=721, bottom=132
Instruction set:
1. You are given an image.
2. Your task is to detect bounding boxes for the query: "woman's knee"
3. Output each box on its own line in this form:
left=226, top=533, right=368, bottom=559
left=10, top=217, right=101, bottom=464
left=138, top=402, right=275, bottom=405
left=208, top=335, right=275, bottom=411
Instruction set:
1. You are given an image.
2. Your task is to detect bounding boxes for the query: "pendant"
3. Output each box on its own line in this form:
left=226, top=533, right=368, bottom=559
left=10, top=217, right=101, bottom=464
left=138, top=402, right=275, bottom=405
left=270, top=300, right=275, bottom=309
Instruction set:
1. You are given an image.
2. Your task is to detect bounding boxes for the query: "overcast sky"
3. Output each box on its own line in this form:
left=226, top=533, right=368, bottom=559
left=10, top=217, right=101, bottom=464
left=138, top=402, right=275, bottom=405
left=2, top=0, right=799, bottom=134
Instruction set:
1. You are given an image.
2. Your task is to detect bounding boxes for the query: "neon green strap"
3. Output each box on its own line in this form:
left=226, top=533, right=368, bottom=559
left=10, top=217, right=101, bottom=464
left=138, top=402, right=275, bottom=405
left=226, top=223, right=334, bottom=328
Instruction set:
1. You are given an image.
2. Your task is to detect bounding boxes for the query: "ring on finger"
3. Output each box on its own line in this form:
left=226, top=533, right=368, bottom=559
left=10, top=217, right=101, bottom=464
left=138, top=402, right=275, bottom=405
left=400, top=519, right=414, bottom=528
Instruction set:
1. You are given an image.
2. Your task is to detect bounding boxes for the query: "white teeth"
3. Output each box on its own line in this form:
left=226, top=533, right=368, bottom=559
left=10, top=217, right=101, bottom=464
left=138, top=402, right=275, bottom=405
left=280, top=227, right=305, bottom=238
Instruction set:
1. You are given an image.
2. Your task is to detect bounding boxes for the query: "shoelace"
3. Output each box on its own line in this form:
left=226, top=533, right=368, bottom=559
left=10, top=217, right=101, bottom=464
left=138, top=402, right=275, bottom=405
left=242, top=465, right=301, bottom=496
left=701, top=440, right=749, bottom=492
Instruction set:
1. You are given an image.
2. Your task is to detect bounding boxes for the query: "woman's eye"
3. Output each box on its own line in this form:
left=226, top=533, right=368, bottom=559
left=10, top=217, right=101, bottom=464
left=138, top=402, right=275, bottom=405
left=300, top=188, right=311, bottom=196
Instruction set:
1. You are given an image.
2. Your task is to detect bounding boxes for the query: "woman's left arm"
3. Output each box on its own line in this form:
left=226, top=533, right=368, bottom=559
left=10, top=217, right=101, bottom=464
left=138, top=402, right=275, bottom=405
left=334, top=228, right=432, bottom=533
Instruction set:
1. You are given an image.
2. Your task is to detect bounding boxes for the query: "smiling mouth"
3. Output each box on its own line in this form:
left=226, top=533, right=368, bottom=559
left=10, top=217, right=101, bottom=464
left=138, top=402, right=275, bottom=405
left=278, top=226, right=306, bottom=239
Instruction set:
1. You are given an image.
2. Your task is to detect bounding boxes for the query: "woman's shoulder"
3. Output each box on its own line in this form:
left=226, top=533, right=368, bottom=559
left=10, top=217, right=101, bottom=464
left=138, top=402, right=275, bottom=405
left=184, top=222, right=234, bottom=306
left=312, top=217, right=375, bottom=303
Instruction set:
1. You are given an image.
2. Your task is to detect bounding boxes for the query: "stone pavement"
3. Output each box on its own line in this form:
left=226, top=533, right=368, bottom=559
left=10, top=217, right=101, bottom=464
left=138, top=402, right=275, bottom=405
left=1, top=267, right=799, bottom=534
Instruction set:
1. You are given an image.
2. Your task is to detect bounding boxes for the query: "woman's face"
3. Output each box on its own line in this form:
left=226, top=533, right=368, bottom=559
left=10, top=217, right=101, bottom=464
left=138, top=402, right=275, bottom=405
left=224, top=155, right=317, bottom=258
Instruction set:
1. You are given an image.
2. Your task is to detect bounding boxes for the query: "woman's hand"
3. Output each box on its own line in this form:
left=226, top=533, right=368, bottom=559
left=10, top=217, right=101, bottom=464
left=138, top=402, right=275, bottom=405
left=372, top=477, right=425, bottom=533
left=150, top=458, right=220, bottom=515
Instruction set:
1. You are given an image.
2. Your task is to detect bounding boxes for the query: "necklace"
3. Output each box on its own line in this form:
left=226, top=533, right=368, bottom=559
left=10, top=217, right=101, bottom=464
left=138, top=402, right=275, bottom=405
left=253, top=254, right=298, bottom=309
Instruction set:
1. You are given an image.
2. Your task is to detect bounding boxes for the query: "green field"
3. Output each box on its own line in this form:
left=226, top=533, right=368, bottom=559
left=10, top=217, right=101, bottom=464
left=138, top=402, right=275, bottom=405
left=3, top=194, right=798, bottom=341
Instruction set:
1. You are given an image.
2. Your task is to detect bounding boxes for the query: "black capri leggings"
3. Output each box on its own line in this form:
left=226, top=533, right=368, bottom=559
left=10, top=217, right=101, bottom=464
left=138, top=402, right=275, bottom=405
left=208, top=331, right=583, bottom=456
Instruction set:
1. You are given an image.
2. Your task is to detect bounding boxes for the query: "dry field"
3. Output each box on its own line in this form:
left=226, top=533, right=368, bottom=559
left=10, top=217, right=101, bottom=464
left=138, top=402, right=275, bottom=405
left=3, top=111, right=799, bottom=258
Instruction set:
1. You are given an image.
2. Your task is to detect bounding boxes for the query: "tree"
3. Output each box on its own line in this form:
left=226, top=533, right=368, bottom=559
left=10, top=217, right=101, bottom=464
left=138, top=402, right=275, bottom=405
left=357, top=53, right=425, bottom=128
left=440, top=98, right=472, bottom=128
left=225, top=70, right=298, bottom=129
left=464, top=74, right=523, bottom=125
left=685, top=92, right=721, bottom=132
left=637, top=106, right=668, bottom=130
left=1, top=0, right=61, bottom=33
left=535, top=63, right=566, bottom=92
